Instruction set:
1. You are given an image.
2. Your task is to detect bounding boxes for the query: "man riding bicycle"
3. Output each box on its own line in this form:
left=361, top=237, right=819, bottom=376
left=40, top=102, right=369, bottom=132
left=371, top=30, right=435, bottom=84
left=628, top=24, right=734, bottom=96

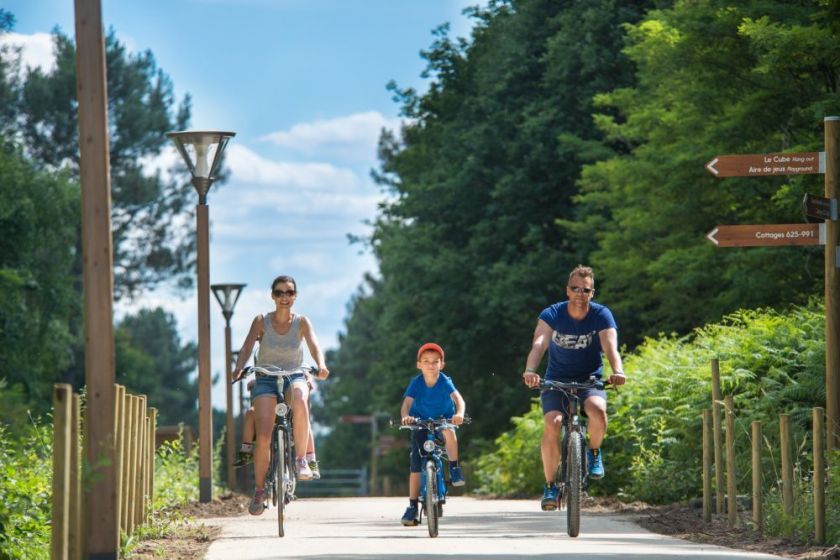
left=521, top=265, right=626, bottom=511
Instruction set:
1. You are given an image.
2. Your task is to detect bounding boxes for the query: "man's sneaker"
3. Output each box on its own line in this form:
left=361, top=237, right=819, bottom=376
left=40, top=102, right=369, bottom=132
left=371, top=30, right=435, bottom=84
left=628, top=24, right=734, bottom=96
left=401, top=505, right=420, bottom=526
left=248, top=488, right=265, bottom=516
left=296, top=457, right=313, bottom=481
left=588, top=448, right=605, bottom=479
left=450, top=466, right=465, bottom=487
left=541, top=484, right=560, bottom=511
left=233, top=450, right=252, bottom=468
left=308, top=460, right=321, bottom=480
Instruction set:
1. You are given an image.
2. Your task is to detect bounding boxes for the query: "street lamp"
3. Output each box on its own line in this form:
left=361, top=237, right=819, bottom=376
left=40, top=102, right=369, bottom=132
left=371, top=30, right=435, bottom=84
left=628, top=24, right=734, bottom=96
left=167, top=130, right=235, bottom=502
left=211, top=283, right=246, bottom=490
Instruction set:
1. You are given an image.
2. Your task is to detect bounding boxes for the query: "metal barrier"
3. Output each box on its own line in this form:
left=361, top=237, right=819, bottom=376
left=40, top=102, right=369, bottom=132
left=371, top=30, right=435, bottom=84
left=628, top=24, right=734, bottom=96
left=294, top=468, right=368, bottom=497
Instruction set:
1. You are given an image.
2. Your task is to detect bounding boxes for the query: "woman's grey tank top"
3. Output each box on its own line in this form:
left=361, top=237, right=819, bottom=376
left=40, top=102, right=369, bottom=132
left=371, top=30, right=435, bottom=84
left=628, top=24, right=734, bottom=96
left=257, top=313, right=303, bottom=370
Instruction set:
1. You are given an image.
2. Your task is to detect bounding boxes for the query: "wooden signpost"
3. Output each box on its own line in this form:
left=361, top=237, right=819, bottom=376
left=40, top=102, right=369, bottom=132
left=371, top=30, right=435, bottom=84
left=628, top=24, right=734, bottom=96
left=706, top=117, right=839, bottom=458
left=706, top=223, right=824, bottom=247
left=705, top=152, right=824, bottom=177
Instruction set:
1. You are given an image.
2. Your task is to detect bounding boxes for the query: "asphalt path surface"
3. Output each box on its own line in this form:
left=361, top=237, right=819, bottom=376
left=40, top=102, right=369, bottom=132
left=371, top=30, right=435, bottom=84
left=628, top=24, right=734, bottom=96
left=203, top=497, right=784, bottom=560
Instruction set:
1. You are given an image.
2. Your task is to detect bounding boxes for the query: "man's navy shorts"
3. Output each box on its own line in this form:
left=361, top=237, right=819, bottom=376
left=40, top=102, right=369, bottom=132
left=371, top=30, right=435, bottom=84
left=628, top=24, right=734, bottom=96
left=540, top=384, right=606, bottom=417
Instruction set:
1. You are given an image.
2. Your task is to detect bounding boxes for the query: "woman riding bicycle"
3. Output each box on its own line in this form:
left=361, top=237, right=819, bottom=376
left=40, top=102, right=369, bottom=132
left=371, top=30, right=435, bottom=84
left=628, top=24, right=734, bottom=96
left=232, top=274, right=329, bottom=515
left=521, top=265, right=625, bottom=511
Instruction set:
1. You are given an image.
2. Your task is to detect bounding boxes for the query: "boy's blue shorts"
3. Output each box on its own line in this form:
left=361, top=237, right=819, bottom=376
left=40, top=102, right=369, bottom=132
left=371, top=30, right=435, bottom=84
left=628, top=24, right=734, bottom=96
left=408, top=428, right=447, bottom=473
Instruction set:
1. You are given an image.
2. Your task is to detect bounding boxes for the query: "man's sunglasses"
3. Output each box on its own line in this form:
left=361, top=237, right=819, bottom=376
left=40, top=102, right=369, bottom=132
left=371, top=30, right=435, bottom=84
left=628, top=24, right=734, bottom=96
left=272, top=289, right=296, bottom=298
left=568, top=286, right=594, bottom=295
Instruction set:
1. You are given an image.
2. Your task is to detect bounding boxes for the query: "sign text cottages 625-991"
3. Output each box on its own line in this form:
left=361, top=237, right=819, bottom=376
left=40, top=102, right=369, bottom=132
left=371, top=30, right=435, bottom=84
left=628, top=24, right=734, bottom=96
left=705, top=149, right=827, bottom=247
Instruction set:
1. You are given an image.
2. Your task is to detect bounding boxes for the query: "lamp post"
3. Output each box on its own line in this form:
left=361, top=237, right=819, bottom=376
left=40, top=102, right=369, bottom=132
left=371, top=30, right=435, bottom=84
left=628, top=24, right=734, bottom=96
left=167, top=130, right=235, bottom=502
left=211, top=283, right=246, bottom=490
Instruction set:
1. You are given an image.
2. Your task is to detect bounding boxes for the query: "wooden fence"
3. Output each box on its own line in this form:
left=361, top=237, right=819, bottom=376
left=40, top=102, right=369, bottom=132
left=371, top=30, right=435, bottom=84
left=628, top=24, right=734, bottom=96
left=51, top=383, right=157, bottom=559
left=702, top=359, right=829, bottom=544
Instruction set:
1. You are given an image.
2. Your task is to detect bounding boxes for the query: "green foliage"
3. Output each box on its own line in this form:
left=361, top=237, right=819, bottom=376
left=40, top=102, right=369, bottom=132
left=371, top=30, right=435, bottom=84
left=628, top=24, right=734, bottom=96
left=572, top=0, right=840, bottom=345
left=474, top=303, right=825, bottom=508
left=319, top=0, right=653, bottom=478
left=0, top=420, right=52, bottom=560
left=153, top=433, right=199, bottom=508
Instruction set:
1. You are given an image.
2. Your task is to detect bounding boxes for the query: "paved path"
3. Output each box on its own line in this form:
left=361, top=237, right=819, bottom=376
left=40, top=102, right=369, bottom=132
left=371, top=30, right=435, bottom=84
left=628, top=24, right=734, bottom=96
left=203, top=497, right=784, bottom=560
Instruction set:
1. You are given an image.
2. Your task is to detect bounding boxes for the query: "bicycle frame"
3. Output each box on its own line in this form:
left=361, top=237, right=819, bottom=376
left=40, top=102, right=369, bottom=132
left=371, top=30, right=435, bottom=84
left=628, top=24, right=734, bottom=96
left=539, top=376, right=604, bottom=538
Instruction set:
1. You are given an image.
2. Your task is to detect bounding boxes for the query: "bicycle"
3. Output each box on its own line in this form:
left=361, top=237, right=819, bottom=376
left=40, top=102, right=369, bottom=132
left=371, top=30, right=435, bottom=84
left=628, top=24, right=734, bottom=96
left=397, top=416, right=470, bottom=538
left=238, top=364, right=316, bottom=537
left=533, top=376, right=605, bottom=538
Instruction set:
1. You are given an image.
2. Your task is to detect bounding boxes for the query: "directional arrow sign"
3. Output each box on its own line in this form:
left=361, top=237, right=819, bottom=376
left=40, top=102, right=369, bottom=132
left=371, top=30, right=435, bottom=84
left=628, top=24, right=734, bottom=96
left=705, top=152, right=825, bottom=177
left=706, top=223, right=825, bottom=247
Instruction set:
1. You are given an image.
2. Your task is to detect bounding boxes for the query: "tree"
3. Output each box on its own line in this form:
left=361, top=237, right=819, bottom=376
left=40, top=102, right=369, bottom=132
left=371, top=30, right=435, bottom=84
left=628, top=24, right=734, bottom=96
left=0, top=143, right=79, bottom=409
left=8, top=21, right=197, bottom=298
left=114, top=307, right=198, bottom=427
left=319, top=0, right=654, bottom=468
left=572, top=0, right=840, bottom=344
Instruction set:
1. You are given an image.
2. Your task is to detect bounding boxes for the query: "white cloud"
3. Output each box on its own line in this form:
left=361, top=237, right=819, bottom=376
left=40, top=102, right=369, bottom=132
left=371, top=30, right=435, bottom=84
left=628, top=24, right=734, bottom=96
left=0, top=32, right=55, bottom=74
left=259, top=111, right=402, bottom=163
left=226, top=143, right=361, bottom=189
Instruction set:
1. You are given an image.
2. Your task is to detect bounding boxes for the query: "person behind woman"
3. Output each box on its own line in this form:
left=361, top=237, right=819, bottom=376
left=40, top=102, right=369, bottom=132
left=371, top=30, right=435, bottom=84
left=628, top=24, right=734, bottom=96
left=232, top=274, right=329, bottom=515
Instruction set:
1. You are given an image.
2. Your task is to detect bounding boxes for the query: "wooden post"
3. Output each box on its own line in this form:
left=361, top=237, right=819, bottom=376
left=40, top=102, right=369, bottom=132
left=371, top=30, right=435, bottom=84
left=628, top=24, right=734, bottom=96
left=825, top=117, right=840, bottom=451
left=52, top=384, right=72, bottom=560
left=780, top=414, right=794, bottom=517
left=813, top=407, right=825, bottom=544
left=113, top=385, right=125, bottom=538
left=69, top=394, right=82, bottom=560
left=725, top=395, right=737, bottom=528
left=120, top=391, right=132, bottom=535
left=225, top=323, right=236, bottom=490
left=144, top=413, right=151, bottom=520
left=751, top=420, right=762, bottom=532
left=124, top=396, right=137, bottom=536
left=73, top=0, right=118, bottom=555
left=134, top=396, right=146, bottom=528
left=197, top=202, right=213, bottom=502
left=148, top=408, right=157, bottom=517
left=702, top=409, right=712, bottom=523
left=711, top=359, right=725, bottom=513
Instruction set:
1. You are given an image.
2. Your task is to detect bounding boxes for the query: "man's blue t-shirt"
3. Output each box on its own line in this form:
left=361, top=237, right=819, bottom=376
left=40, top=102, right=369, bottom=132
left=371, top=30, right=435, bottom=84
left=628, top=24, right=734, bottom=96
left=539, top=301, right=617, bottom=381
left=404, top=372, right=457, bottom=419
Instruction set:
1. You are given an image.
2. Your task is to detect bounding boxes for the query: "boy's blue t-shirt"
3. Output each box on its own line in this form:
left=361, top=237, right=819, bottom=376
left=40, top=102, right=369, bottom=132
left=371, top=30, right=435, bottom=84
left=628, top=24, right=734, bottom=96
left=404, top=372, right=457, bottom=419
left=539, top=301, right=617, bottom=380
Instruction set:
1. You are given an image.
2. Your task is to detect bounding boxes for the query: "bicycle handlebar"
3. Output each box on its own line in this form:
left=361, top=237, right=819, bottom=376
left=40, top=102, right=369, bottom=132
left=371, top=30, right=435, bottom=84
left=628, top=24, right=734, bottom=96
left=536, top=376, right=606, bottom=392
left=235, top=364, right=318, bottom=383
left=392, top=416, right=472, bottom=430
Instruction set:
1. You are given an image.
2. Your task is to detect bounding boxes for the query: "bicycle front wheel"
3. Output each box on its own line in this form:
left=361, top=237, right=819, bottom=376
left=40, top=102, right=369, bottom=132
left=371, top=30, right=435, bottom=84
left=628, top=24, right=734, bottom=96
left=566, top=431, right=582, bottom=538
left=425, top=461, right=439, bottom=538
left=276, top=428, right=286, bottom=537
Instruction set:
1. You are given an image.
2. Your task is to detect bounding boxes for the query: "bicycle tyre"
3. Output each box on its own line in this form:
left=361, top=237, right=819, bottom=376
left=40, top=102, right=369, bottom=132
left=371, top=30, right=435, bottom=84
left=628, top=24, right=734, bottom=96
left=277, top=428, right=286, bottom=537
left=270, top=434, right=278, bottom=508
left=425, top=461, right=439, bottom=538
left=566, top=431, right=582, bottom=538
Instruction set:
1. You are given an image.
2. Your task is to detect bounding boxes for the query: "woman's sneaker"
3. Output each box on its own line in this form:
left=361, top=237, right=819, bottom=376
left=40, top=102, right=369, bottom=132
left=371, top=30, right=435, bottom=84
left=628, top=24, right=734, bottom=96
left=308, top=460, right=321, bottom=480
left=249, top=488, right=265, bottom=516
left=296, top=457, right=313, bottom=480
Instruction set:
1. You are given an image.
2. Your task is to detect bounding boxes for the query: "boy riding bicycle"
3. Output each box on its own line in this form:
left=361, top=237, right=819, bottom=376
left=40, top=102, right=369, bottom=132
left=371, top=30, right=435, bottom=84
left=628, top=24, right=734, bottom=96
left=399, top=342, right=466, bottom=526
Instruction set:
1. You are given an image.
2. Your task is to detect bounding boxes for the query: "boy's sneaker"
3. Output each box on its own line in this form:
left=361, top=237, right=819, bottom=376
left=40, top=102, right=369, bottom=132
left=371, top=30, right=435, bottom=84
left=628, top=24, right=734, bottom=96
left=401, top=505, right=420, bottom=526
left=296, top=457, right=313, bottom=480
left=308, top=460, right=321, bottom=480
left=450, top=466, right=465, bottom=487
left=233, top=450, right=252, bottom=468
left=588, top=448, right=605, bottom=479
left=541, top=484, right=559, bottom=511
left=248, top=488, right=265, bottom=516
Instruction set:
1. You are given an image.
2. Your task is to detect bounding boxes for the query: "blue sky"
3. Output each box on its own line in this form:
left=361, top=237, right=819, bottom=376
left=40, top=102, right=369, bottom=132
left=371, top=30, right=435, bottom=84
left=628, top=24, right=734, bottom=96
left=3, top=0, right=484, bottom=414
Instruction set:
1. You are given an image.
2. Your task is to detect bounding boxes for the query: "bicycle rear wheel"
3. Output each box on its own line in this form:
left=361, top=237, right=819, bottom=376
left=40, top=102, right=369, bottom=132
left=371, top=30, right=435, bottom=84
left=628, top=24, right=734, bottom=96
left=425, top=461, right=439, bottom=538
left=566, top=431, right=582, bottom=538
left=276, top=428, right=286, bottom=537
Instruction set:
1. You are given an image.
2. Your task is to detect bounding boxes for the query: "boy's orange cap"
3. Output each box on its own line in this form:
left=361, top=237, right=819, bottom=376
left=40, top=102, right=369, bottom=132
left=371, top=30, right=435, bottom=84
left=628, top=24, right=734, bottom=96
left=417, top=342, right=445, bottom=362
